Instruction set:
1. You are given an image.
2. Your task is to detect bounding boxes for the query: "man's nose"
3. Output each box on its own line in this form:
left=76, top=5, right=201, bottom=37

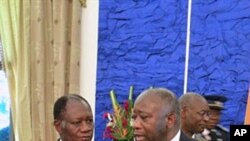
left=204, top=114, right=209, bottom=121
left=132, top=118, right=141, bottom=129
left=79, top=121, right=93, bottom=132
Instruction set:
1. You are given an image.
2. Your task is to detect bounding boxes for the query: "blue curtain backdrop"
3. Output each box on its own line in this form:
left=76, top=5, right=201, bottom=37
left=96, top=0, right=250, bottom=141
left=189, top=0, right=250, bottom=127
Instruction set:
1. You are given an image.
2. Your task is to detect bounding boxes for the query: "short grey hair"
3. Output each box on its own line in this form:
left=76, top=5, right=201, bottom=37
left=138, top=88, right=180, bottom=126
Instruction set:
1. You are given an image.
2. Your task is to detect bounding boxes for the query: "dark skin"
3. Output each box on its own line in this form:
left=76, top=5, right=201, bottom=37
left=54, top=99, right=93, bottom=141
left=132, top=93, right=177, bottom=141
left=206, top=108, right=221, bottom=129
left=180, top=95, right=209, bottom=137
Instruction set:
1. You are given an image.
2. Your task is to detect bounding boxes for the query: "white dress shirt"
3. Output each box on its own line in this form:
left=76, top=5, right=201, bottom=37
left=171, top=129, right=181, bottom=141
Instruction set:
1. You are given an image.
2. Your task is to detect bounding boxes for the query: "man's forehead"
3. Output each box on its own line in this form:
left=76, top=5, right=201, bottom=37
left=63, top=100, right=91, bottom=115
left=190, top=96, right=207, bottom=104
left=66, top=99, right=90, bottom=110
left=189, top=98, right=208, bottom=109
left=135, top=94, right=164, bottom=110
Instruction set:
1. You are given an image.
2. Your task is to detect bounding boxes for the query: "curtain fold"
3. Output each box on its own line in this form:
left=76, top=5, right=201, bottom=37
left=0, top=0, right=32, bottom=140
left=0, top=0, right=82, bottom=140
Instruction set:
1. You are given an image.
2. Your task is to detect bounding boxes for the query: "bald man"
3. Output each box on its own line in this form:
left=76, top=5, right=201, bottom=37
left=132, top=88, right=195, bottom=141
left=179, top=92, right=209, bottom=139
left=53, top=94, right=94, bottom=141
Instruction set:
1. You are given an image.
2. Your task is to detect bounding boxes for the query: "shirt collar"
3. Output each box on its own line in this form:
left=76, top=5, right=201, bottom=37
left=171, top=129, right=181, bottom=141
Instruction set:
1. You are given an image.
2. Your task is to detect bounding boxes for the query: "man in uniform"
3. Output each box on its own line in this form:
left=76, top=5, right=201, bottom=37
left=197, top=95, right=229, bottom=141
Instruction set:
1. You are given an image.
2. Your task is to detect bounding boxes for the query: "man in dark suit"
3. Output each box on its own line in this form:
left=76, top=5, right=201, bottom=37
left=179, top=92, right=210, bottom=139
left=180, top=131, right=197, bottom=141
left=132, top=88, right=196, bottom=141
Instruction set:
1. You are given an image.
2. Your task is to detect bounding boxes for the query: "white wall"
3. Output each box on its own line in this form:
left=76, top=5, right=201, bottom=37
left=80, top=0, right=99, bottom=137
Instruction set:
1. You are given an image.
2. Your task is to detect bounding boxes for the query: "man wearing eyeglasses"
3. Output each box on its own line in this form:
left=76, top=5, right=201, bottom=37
left=197, top=95, right=229, bottom=141
left=179, top=92, right=210, bottom=140
left=53, top=94, right=94, bottom=141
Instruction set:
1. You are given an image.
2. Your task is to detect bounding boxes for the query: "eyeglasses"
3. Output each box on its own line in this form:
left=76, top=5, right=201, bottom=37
left=196, top=111, right=210, bottom=118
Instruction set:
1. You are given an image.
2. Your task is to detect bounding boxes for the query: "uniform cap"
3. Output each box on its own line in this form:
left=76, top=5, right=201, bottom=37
left=204, top=95, right=227, bottom=110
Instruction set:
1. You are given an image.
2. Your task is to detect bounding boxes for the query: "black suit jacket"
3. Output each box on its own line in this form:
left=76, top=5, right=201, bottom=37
left=209, top=125, right=229, bottom=141
left=180, top=131, right=197, bottom=141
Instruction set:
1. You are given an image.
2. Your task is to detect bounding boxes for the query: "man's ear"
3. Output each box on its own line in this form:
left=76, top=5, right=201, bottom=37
left=180, top=106, right=188, bottom=119
left=166, top=113, right=176, bottom=128
left=54, top=120, right=63, bottom=134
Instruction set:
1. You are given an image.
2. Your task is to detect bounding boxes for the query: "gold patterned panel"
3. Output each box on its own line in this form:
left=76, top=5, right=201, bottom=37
left=79, top=0, right=87, bottom=7
left=0, top=0, right=82, bottom=140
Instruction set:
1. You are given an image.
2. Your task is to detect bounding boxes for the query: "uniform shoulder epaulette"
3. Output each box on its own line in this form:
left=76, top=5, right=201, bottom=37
left=216, top=124, right=229, bottom=133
